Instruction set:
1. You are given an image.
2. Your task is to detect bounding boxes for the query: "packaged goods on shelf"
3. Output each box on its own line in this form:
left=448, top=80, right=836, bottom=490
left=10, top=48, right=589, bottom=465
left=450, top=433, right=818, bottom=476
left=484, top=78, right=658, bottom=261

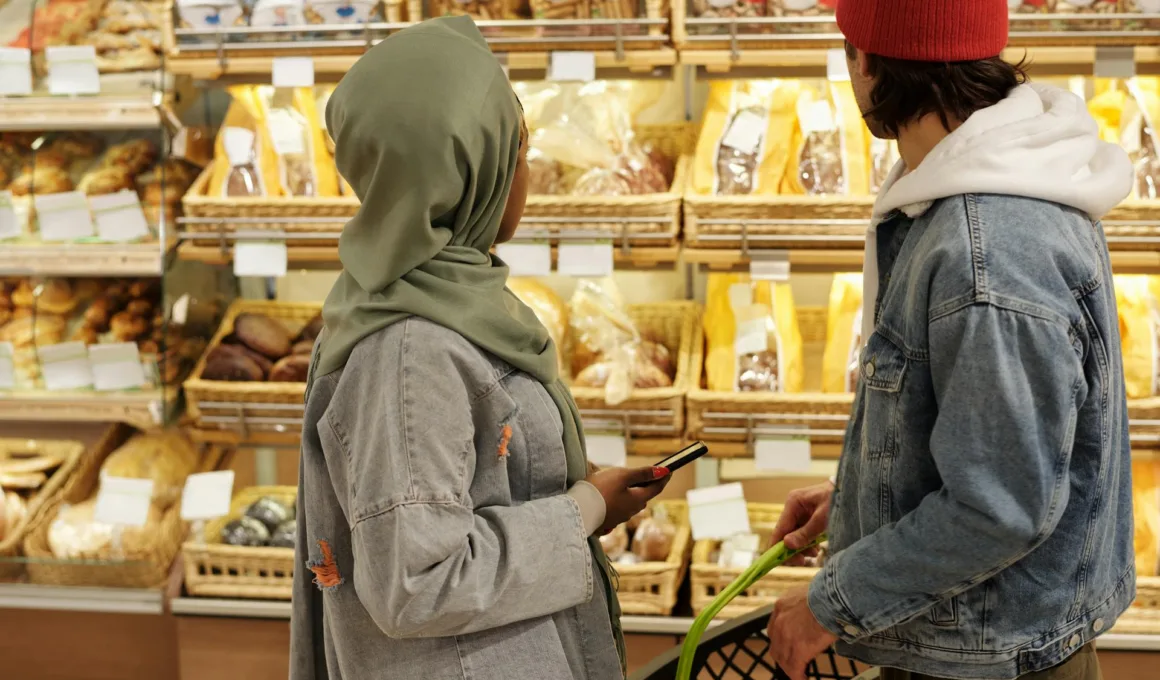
left=433, top=0, right=521, bottom=21
left=7, top=0, right=164, bottom=73
left=304, top=0, right=380, bottom=23
left=1008, top=0, right=1048, bottom=12
left=693, top=80, right=800, bottom=196
left=250, top=0, right=308, bottom=25
left=595, top=500, right=691, bottom=615
left=1114, top=275, right=1160, bottom=399
left=252, top=86, right=340, bottom=198
left=175, top=0, right=246, bottom=28
left=1136, top=458, right=1160, bottom=578
left=183, top=485, right=298, bottom=599
left=766, top=0, right=835, bottom=32
left=507, top=278, right=570, bottom=379
left=688, top=0, right=766, bottom=22
left=703, top=273, right=803, bottom=394
left=821, top=273, right=863, bottom=394
left=0, top=438, right=85, bottom=576
left=1050, top=0, right=1119, bottom=14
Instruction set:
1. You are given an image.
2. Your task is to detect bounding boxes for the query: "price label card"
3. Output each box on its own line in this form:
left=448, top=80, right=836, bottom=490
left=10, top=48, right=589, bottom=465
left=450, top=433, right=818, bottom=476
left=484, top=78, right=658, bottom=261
left=39, top=342, right=93, bottom=391
left=94, top=476, right=155, bottom=528
left=754, top=436, right=813, bottom=474
left=35, top=191, right=95, bottom=241
left=181, top=471, right=236, bottom=521
left=586, top=434, right=627, bottom=468
left=89, top=343, right=147, bottom=391
left=827, top=48, right=851, bottom=82
left=557, top=242, right=614, bottom=277
left=0, top=342, right=15, bottom=390
left=89, top=190, right=150, bottom=242
left=496, top=242, right=552, bottom=277
left=0, top=191, right=20, bottom=240
left=721, top=110, right=766, bottom=155
left=749, top=251, right=791, bottom=282
left=272, top=57, right=315, bottom=88
left=234, top=241, right=288, bottom=278
left=0, top=48, right=33, bottom=96
left=171, top=293, right=191, bottom=325
left=734, top=318, right=769, bottom=356
left=46, top=46, right=100, bottom=96
left=549, top=51, right=596, bottom=83
left=687, top=482, right=751, bottom=541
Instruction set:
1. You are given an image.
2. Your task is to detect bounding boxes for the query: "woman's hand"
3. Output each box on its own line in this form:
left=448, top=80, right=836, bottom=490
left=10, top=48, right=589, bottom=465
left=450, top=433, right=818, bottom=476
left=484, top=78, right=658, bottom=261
left=769, top=481, right=835, bottom=566
left=585, top=466, right=671, bottom=535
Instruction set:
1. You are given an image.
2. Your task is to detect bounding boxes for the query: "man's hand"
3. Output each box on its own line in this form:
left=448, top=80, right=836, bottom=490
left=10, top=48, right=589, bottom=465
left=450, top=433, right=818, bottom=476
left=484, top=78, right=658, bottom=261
left=766, top=586, right=839, bottom=680
left=770, top=481, right=834, bottom=566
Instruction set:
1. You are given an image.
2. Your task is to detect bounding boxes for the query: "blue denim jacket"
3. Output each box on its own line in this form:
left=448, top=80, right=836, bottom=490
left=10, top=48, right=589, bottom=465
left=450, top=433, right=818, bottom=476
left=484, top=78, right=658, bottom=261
left=809, top=193, right=1136, bottom=679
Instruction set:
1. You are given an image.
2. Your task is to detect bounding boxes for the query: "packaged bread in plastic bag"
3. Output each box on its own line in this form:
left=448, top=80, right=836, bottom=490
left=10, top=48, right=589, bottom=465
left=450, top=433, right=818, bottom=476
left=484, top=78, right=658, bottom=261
left=208, top=87, right=271, bottom=198
left=767, top=0, right=835, bottom=31
left=693, top=80, right=800, bottom=196
left=785, top=83, right=866, bottom=195
left=703, top=273, right=803, bottom=393
left=568, top=278, right=644, bottom=404
left=690, top=0, right=765, bottom=21
left=1127, top=0, right=1160, bottom=13
left=253, top=87, right=339, bottom=199
left=1125, top=80, right=1160, bottom=200
left=869, top=137, right=900, bottom=194
left=1134, top=458, right=1160, bottom=577
left=507, top=277, right=570, bottom=379
left=1114, top=275, right=1160, bottom=399
left=821, top=273, right=864, bottom=393
left=99, top=431, right=199, bottom=509
left=1048, top=0, right=1118, bottom=15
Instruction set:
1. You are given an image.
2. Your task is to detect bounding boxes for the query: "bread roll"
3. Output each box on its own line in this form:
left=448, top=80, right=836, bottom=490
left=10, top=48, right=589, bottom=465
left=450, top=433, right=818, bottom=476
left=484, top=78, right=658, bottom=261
left=507, top=278, right=569, bottom=378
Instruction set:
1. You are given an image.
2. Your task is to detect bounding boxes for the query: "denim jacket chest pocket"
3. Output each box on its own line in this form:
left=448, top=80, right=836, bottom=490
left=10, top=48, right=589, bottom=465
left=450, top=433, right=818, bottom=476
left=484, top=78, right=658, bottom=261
left=854, top=333, right=908, bottom=542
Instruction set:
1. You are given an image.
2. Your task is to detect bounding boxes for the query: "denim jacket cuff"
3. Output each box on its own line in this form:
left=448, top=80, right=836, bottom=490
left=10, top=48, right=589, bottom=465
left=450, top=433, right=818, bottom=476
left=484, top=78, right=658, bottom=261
left=807, top=555, right=865, bottom=643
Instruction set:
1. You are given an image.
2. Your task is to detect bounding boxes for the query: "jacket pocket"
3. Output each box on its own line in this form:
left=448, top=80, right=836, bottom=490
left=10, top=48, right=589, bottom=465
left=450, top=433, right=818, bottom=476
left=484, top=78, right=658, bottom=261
left=855, top=333, right=907, bottom=531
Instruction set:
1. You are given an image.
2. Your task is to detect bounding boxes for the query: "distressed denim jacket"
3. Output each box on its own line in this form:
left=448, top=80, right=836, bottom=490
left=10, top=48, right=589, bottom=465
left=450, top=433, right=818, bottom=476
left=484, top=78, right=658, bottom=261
left=810, top=194, right=1136, bottom=679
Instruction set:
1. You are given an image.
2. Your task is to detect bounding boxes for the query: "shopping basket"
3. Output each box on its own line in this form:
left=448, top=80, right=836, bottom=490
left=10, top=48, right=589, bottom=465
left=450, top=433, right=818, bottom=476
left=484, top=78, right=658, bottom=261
left=629, top=603, right=874, bottom=680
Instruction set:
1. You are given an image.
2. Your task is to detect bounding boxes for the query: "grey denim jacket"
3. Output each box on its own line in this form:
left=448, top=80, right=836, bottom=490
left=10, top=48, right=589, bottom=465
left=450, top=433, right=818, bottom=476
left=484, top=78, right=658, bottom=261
left=289, top=317, right=622, bottom=680
left=812, top=194, right=1136, bottom=679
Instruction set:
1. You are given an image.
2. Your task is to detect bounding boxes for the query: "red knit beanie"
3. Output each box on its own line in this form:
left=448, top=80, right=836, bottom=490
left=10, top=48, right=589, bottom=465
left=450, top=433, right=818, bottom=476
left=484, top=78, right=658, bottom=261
left=836, top=0, right=1009, bottom=62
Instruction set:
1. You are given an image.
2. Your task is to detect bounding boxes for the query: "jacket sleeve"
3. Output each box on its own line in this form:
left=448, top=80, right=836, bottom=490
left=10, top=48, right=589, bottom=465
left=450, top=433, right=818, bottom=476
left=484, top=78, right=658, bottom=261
left=809, top=303, right=1083, bottom=639
left=326, top=335, right=594, bottom=640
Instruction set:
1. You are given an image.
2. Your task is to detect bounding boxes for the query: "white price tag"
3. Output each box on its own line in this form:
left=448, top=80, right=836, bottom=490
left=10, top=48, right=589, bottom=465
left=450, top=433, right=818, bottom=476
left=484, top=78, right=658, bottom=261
left=89, top=190, right=150, bottom=242
left=720, top=533, right=761, bottom=569
left=754, top=437, right=813, bottom=474
left=749, top=252, right=791, bottom=281
left=234, top=241, right=288, bottom=278
left=497, top=242, right=552, bottom=277
left=687, top=482, right=751, bottom=541
left=0, top=342, right=14, bottom=390
left=734, top=318, right=769, bottom=356
left=0, top=191, right=20, bottom=240
left=721, top=110, right=766, bottom=154
left=35, top=191, right=95, bottom=241
left=586, top=434, right=627, bottom=468
left=727, top=283, right=753, bottom=312
left=549, top=51, right=596, bottom=83
left=46, top=46, right=100, bottom=96
left=39, top=342, right=93, bottom=391
left=557, top=242, right=614, bottom=277
left=798, top=100, right=837, bottom=135
left=89, top=343, right=147, bottom=391
left=171, top=294, right=191, bottom=325
left=94, top=476, right=154, bottom=528
left=272, top=57, right=315, bottom=88
left=827, top=48, right=851, bottom=82
left=0, top=48, right=33, bottom=96
left=181, top=471, right=236, bottom=521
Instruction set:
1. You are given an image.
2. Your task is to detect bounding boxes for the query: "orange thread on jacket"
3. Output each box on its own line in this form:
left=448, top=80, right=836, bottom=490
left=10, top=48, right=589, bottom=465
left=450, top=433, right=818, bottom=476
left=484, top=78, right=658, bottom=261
left=498, top=424, right=513, bottom=458
left=310, top=539, right=342, bottom=589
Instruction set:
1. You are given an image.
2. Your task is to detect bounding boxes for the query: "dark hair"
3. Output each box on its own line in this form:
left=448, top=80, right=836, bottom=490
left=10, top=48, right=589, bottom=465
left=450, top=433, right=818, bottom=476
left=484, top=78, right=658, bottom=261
left=845, top=42, right=1028, bottom=138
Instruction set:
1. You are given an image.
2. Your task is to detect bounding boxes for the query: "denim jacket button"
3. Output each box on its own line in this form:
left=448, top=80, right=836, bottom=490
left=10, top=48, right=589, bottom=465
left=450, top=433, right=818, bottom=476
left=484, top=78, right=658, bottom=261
left=1092, top=618, right=1105, bottom=633
left=843, top=624, right=859, bottom=637
left=1068, top=634, right=1081, bottom=648
left=864, top=361, right=876, bottom=378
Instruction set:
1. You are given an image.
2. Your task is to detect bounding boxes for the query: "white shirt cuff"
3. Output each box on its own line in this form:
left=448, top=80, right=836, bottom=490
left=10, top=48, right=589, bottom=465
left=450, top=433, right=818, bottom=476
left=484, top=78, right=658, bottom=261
left=567, top=480, right=607, bottom=536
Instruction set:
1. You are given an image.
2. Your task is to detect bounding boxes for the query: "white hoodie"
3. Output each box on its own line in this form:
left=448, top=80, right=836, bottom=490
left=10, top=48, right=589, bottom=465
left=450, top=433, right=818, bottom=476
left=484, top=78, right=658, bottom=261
left=862, top=83, right=1134, bottom=339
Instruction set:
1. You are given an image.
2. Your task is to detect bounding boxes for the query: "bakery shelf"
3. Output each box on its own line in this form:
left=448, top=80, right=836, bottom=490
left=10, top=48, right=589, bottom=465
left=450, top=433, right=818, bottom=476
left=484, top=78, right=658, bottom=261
left=0, top=93, right=169, bottom=132
left=0, top=582, right=164, bottom=615
left=0, top=387, right=177, bottom=430
left=167, top=18, right=675, bottom=81
left=0, top=241, right=169, bottom=277
left=171, top=595, right=290, bottom=618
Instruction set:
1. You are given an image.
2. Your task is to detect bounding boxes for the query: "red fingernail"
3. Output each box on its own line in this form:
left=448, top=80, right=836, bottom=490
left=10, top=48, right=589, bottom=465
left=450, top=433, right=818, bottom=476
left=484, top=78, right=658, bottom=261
left=653, top=466, right=669, bottom=479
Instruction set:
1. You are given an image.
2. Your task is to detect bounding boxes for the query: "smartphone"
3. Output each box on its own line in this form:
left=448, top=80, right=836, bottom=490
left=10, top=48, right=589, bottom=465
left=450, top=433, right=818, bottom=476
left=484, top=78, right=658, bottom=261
left=630, top=441, right=709, bottom=487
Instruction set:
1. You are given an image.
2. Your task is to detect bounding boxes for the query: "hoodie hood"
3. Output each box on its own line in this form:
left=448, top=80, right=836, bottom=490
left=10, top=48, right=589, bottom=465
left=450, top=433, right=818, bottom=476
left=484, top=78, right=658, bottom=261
left=861, top=83, right=1133, bottom=340
left=872, top=83, right=1133, bottom=223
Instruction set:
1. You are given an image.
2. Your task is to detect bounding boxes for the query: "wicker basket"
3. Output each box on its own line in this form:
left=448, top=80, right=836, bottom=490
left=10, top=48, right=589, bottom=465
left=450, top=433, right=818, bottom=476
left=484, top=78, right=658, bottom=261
left=571, top=301, right=701, bottom=438
left=182, top=485, right=296, bottom=600
left=691, top=503, right=810, bottom=617
left=22, top=430, right=224, bottom=589
left=0, top=437, right=88, bottom=581
left=522, top=123, right=695, bottom=249
left=684, top=193, right=873, bottom=251
left=183, top=299, right=322, bottom=428
left=616, top=499, right=691, bottom=616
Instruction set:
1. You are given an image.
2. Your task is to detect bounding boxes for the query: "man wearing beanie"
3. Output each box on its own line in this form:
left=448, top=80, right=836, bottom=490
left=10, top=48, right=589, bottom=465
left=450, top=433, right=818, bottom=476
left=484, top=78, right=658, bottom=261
left=766, top=2, right=1136, bottom=679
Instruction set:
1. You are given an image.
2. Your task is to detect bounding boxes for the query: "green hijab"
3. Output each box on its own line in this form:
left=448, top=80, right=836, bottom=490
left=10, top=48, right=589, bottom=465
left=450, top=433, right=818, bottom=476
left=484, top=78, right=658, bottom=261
left=310, top=17, right=624, bottom=670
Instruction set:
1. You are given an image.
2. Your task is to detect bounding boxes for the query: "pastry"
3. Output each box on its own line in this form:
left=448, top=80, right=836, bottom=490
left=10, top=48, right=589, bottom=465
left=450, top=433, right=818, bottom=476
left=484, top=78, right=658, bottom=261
left=36, top=280, right=77, bottom=315
left=44, top=134, right=103, bottom=160
left=78, top=166, right=134, bottom=196
left=234, top=313, right=292, bottom=359
left=202, top=349, right=265, bottom=382
left=291, top=340, right=314, bottom=355
left=9, top=167, right=73, bottom=195
left=0, top=471, right=47, bottom=489
left=84, top=298, right=112, bottom=330
left=125, top=299, right=152, bottom=317
left=109, top=311, right=148, bottom=342
left=100, top=139, right=157, bottom=174
left=268, top=354, right=310, bottom=382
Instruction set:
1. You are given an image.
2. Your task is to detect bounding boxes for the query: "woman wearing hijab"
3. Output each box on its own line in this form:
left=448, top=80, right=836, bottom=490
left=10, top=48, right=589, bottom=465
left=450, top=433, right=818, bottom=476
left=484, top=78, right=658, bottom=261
left=289, top=17, right=670, bottom=680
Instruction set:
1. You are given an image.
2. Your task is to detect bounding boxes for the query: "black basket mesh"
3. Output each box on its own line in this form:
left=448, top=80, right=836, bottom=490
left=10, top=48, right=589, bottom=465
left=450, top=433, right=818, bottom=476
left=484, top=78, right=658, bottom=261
left=631, top=605, right=864, bottom=680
